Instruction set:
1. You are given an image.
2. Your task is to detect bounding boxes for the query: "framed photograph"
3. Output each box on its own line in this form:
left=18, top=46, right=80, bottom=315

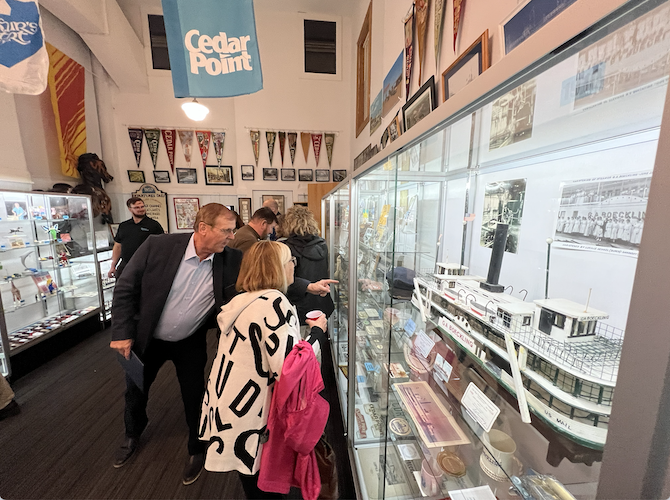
left=263, top=167, right=278, bottom=181
left=128, top=170, right=145, bottom=183
left=333, top=170, right=347, bottom=183
left=388, top=114, right=402, bottom=142
left=176, top=168, right=197, bottom=184
left=241, top=164, right=255, bottom=181
left=402, top=75, right=436, bottom=132
left=205, top=165, right=234, bottom=186
left=173, top=198, right=200, bottom=230
left=238, top=197, right=252, bottom=224
left=281, top=168, right=296, bottom=181
left=153, top=170, right=171, bottom=183
left=315, top=169, right=330, bottom=182
left=442, top=30, right=490, bottom=102
left=262, top=195, right=285, bottom=215
left=298, top=169, right=313, bottom=182
left=5, top=201, right=28, bottom=219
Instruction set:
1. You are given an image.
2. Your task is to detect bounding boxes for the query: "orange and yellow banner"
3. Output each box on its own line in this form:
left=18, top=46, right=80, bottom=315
left=46, top=43, right=86, bottom=178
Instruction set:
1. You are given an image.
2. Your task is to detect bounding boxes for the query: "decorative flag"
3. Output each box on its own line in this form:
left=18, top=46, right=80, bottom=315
left=212, top=132, right=225, bottom=166
left=403, top=6, right=414, bottom=102
left=325, top=133, right=335, bottom=167
left=300, top=133, right=311, bottom=163
left=128, top=128, right=144, bottom=168
left=278, top=131, right=286, bottom=165
left=288, top=132, right=297, bottom=165
left=162, top=129, right=176, bottom=172
left=250, top=130, right=260, bottom=166
left=266, top=131, right=276, bottom=165
left=178, top=129, right=194, bottom=166
left=162, top=0, right=263, bottom=98
left=46, top=43, right=87, bottom=177
left=196, top=130, right=211, bottom=168
left=416, top=0, right=429, bottom=84
left=144, top=129, right=160, bottom=169
left=0, top=0, right=49, bottom=95
left=453, top=0, right=466, bottom=50
left=311, top=134, right=323, bottom=167
left=434, top=0, right=446, bottom=73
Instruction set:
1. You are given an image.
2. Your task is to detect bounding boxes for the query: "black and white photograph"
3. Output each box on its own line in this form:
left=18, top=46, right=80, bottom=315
left=241, top=164, right=255, bottom=181
left=333, top=170, right=347, bottom=182
left=489, top=79, right=536, bottom=150
left=298, top=169, right=313, bottom=182
left=153, top=170, right=170, bottom=183
left=263, top=167, right=278, bottom=181
left=553, top=172, right=651, bottom=256
left=176, top=168, right=197, bottom=184
left=205, top=165, right=233, bottom=186
left=281, top=168, right=296, bottom=181
left=442, top=31, right=490, bottom=102
left=402, top=75, right=436, bottom=132
left=315, top=169, right=330, bottom=182
left=128, top=170, right=145, bottom=183
left=480, top=178, right=526, bottom=254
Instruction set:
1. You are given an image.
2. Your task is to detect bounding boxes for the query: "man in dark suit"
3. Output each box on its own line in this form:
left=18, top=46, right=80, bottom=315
left=109, top=203, right=242, bottom=485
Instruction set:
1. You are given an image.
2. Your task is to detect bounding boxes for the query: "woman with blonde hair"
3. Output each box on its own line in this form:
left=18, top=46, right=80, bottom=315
left=199, top=240, right=327, bottom=499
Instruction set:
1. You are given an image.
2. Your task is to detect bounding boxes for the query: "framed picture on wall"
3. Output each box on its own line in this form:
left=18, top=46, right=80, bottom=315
left=442, top=30, right=490, bottom=102
left=263, top=168, right=278, bottom=181
left=333, top=170, right=347, bottom=183
left=176, top=168, right=197, bottom=184
left=238, top=197, right=252, bottom=224
left=262, top=195, right=285, bottom=215
left=128, top=170, right=145, bottom=183
left=174, top=198, right=200, bottom=230
left=298, top=169, right=313, bottom=182
left=241, top=164, right=255, bottom=181
left=205, top=165, right=234, bottom=185
left=281, top=168, right=296, bottom=181
left=315, top=169, right=330, bottom=182
left=402, top=75, right=436, bottom=132
left=153, top=170, right=171, bottom=183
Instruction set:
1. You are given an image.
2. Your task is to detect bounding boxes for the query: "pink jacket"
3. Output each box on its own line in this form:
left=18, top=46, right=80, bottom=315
left=258, top=340, right=329, bottom=500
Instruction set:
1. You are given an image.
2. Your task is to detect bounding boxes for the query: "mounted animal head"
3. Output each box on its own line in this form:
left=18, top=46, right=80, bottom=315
left=77, top=153, right=114, bottom=187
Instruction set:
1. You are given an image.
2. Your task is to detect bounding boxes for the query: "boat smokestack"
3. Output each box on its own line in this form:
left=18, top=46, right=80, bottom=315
left=481, top=223, right=508, bottom=293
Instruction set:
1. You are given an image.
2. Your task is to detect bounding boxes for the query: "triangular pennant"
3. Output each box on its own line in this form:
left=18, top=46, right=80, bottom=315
left=324, top=133, right=335, bottom=167
left=266, top=131, right=276, bottom=166
left=161, top=129, right=176, bottom=172
left=196, top=131, right=211, bottom=168
left=278, top=131, right=286, bottom=165
left=416, top=0, right=430, bottom=84
left=311, top=133, right=323, bottom=167
left=250, top=130, right=260, bottom=166
left=177, top=130, right=194, bottom=167
left=300, top=133, right=311, bottom=163
left=212, top=132, right=225, bottom=166
left=434, top=0, right=446, bottom=74
left=128, top=128, right=143, bottom=167
left=288, top=132, right=297, bottom=166
left=403, top=5, right=415, bottom=102
left=453, top=0, right=466, bottom=50
left=144, top=128, right=160, bottom=169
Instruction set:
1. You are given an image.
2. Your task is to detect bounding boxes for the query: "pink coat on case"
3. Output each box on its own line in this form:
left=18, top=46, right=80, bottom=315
left=258, top=340, right=329, bottom=500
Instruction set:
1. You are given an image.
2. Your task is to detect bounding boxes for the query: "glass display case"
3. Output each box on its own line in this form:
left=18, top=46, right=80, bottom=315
left=325, top=1, right=670, bottom=498
left=0, top=191, right=105, bottom=378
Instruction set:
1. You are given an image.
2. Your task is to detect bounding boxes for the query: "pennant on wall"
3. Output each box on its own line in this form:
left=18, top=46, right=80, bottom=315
left=212, top=132, right=225, bottom=166
left=434, top=0, right=446, bottom=73
left=144, top=129, right=160, bottom=169
left=46, top=43, right=86, bottom=177
left=416, top=0, right=429, bottom=84
left=266, top=131, right=276, bottom=165
left=300, top=132, right=311, bottom=163
left=278, top=131, right=286, bottom=165
left=403, top=6, right=415, bottom=102
left=196, top=130, right=211, bottom=168
left=324, top=133, right=335, bottom=167
left=288, top=132, right=297, bottom=165
left=178, top=129, right=194, bottom=166
left=128, top=128, right=144, bottom=168
left=250, top=130, right=260, bottom=166
left=311, top=134, right=323, bottom=167
left=162, top=129, right=176, bottom=172
left=453, top=0, right=466, bottom=50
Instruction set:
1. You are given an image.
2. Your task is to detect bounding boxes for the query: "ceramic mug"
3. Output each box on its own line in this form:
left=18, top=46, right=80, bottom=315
left=480, top=429, right=517, bottom=481
left=420, top=457, right=444, bottom=496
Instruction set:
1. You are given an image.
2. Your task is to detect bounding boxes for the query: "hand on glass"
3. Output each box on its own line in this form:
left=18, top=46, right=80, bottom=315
left=306, top=279, right=338, bottom=297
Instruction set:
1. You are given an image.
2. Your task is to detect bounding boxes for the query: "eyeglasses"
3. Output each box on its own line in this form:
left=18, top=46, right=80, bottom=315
left=206, top=223, right=235, bottom=236
left=289, top=257, right=297, bottom=266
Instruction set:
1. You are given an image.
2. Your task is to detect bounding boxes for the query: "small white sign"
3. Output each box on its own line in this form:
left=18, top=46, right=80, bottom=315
left=461, top=382, right=500, bottom=433
left=449, top=485, right=497, bottom=500
left=439, top=316, right=477, bottom=353
left=365, top=308, right=380, bottom=318
left=397, top=443, right=420, bottom=460
left=434, top=353, right=453, bottom=382
left=414, top=329, right=435, bottom=358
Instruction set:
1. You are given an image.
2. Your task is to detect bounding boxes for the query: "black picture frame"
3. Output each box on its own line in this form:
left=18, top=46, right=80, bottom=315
left=241, top=164, right=255, bottom=181
left=333, top=170, right=347, bottom=183
left=298, top=169, right=313, bottom=182
left=128, top=170, right=145, bottom=183
left=263, top=167, right=278, bottom=181
left=315, top=169, right=330, bottom=182
left=204, top=165, right=234, bottom=186
left=402, top=75, right=437, bottom=132
left=153, top=170, right=171, bottom=183
left=176, top=168, right=197, bottom=184
left=442, top=31, right=490, bottom=102
left=281, top=168, right=296, bottom=181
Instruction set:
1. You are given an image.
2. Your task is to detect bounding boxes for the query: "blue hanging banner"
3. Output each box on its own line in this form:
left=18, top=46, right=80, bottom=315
left=162, top=0, right=263, bottom=98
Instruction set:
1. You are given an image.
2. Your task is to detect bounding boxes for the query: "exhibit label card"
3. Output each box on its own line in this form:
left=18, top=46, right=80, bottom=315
left=449, top=485, right=497, bottom=500
left=414, top=329, right=435, bottom=358
left=434, top=353, right=453, bottom=382
left=462, top=382, right=500, bottom=433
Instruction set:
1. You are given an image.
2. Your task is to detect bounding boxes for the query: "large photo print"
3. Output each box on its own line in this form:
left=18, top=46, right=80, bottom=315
left=480, top=178, right=526, bottom=254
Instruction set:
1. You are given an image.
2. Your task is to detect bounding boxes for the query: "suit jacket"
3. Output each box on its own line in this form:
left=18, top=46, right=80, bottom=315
left=110, top=233, right=243, bottom=357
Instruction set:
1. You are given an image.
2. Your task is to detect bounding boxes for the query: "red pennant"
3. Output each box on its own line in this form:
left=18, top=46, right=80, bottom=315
left=161, top=129, right=176, bottom=172
left=453, top=0, right=466, bottom=50
left=311, top=133, right=323, bottom=167
left=196, top=130, right=211, bottom=169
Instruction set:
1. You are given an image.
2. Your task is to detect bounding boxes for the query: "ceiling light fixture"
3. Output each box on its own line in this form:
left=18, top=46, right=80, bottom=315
left=181, top=98, right=209, bottom=121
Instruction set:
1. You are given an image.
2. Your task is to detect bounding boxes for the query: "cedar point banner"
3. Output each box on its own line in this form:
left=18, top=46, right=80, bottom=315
left=162, top=0, right=263, bottom=98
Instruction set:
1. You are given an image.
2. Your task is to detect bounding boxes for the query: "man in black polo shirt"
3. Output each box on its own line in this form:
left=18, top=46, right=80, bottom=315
left=108, top=197, right=164, bottom=278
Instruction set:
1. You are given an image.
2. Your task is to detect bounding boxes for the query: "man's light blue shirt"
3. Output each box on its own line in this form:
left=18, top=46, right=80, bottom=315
left=153, top=235, right=215, bottom=342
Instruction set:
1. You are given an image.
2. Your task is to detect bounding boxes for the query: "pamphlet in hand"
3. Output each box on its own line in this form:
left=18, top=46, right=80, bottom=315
left=117, top=351, right=144, bottom=391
